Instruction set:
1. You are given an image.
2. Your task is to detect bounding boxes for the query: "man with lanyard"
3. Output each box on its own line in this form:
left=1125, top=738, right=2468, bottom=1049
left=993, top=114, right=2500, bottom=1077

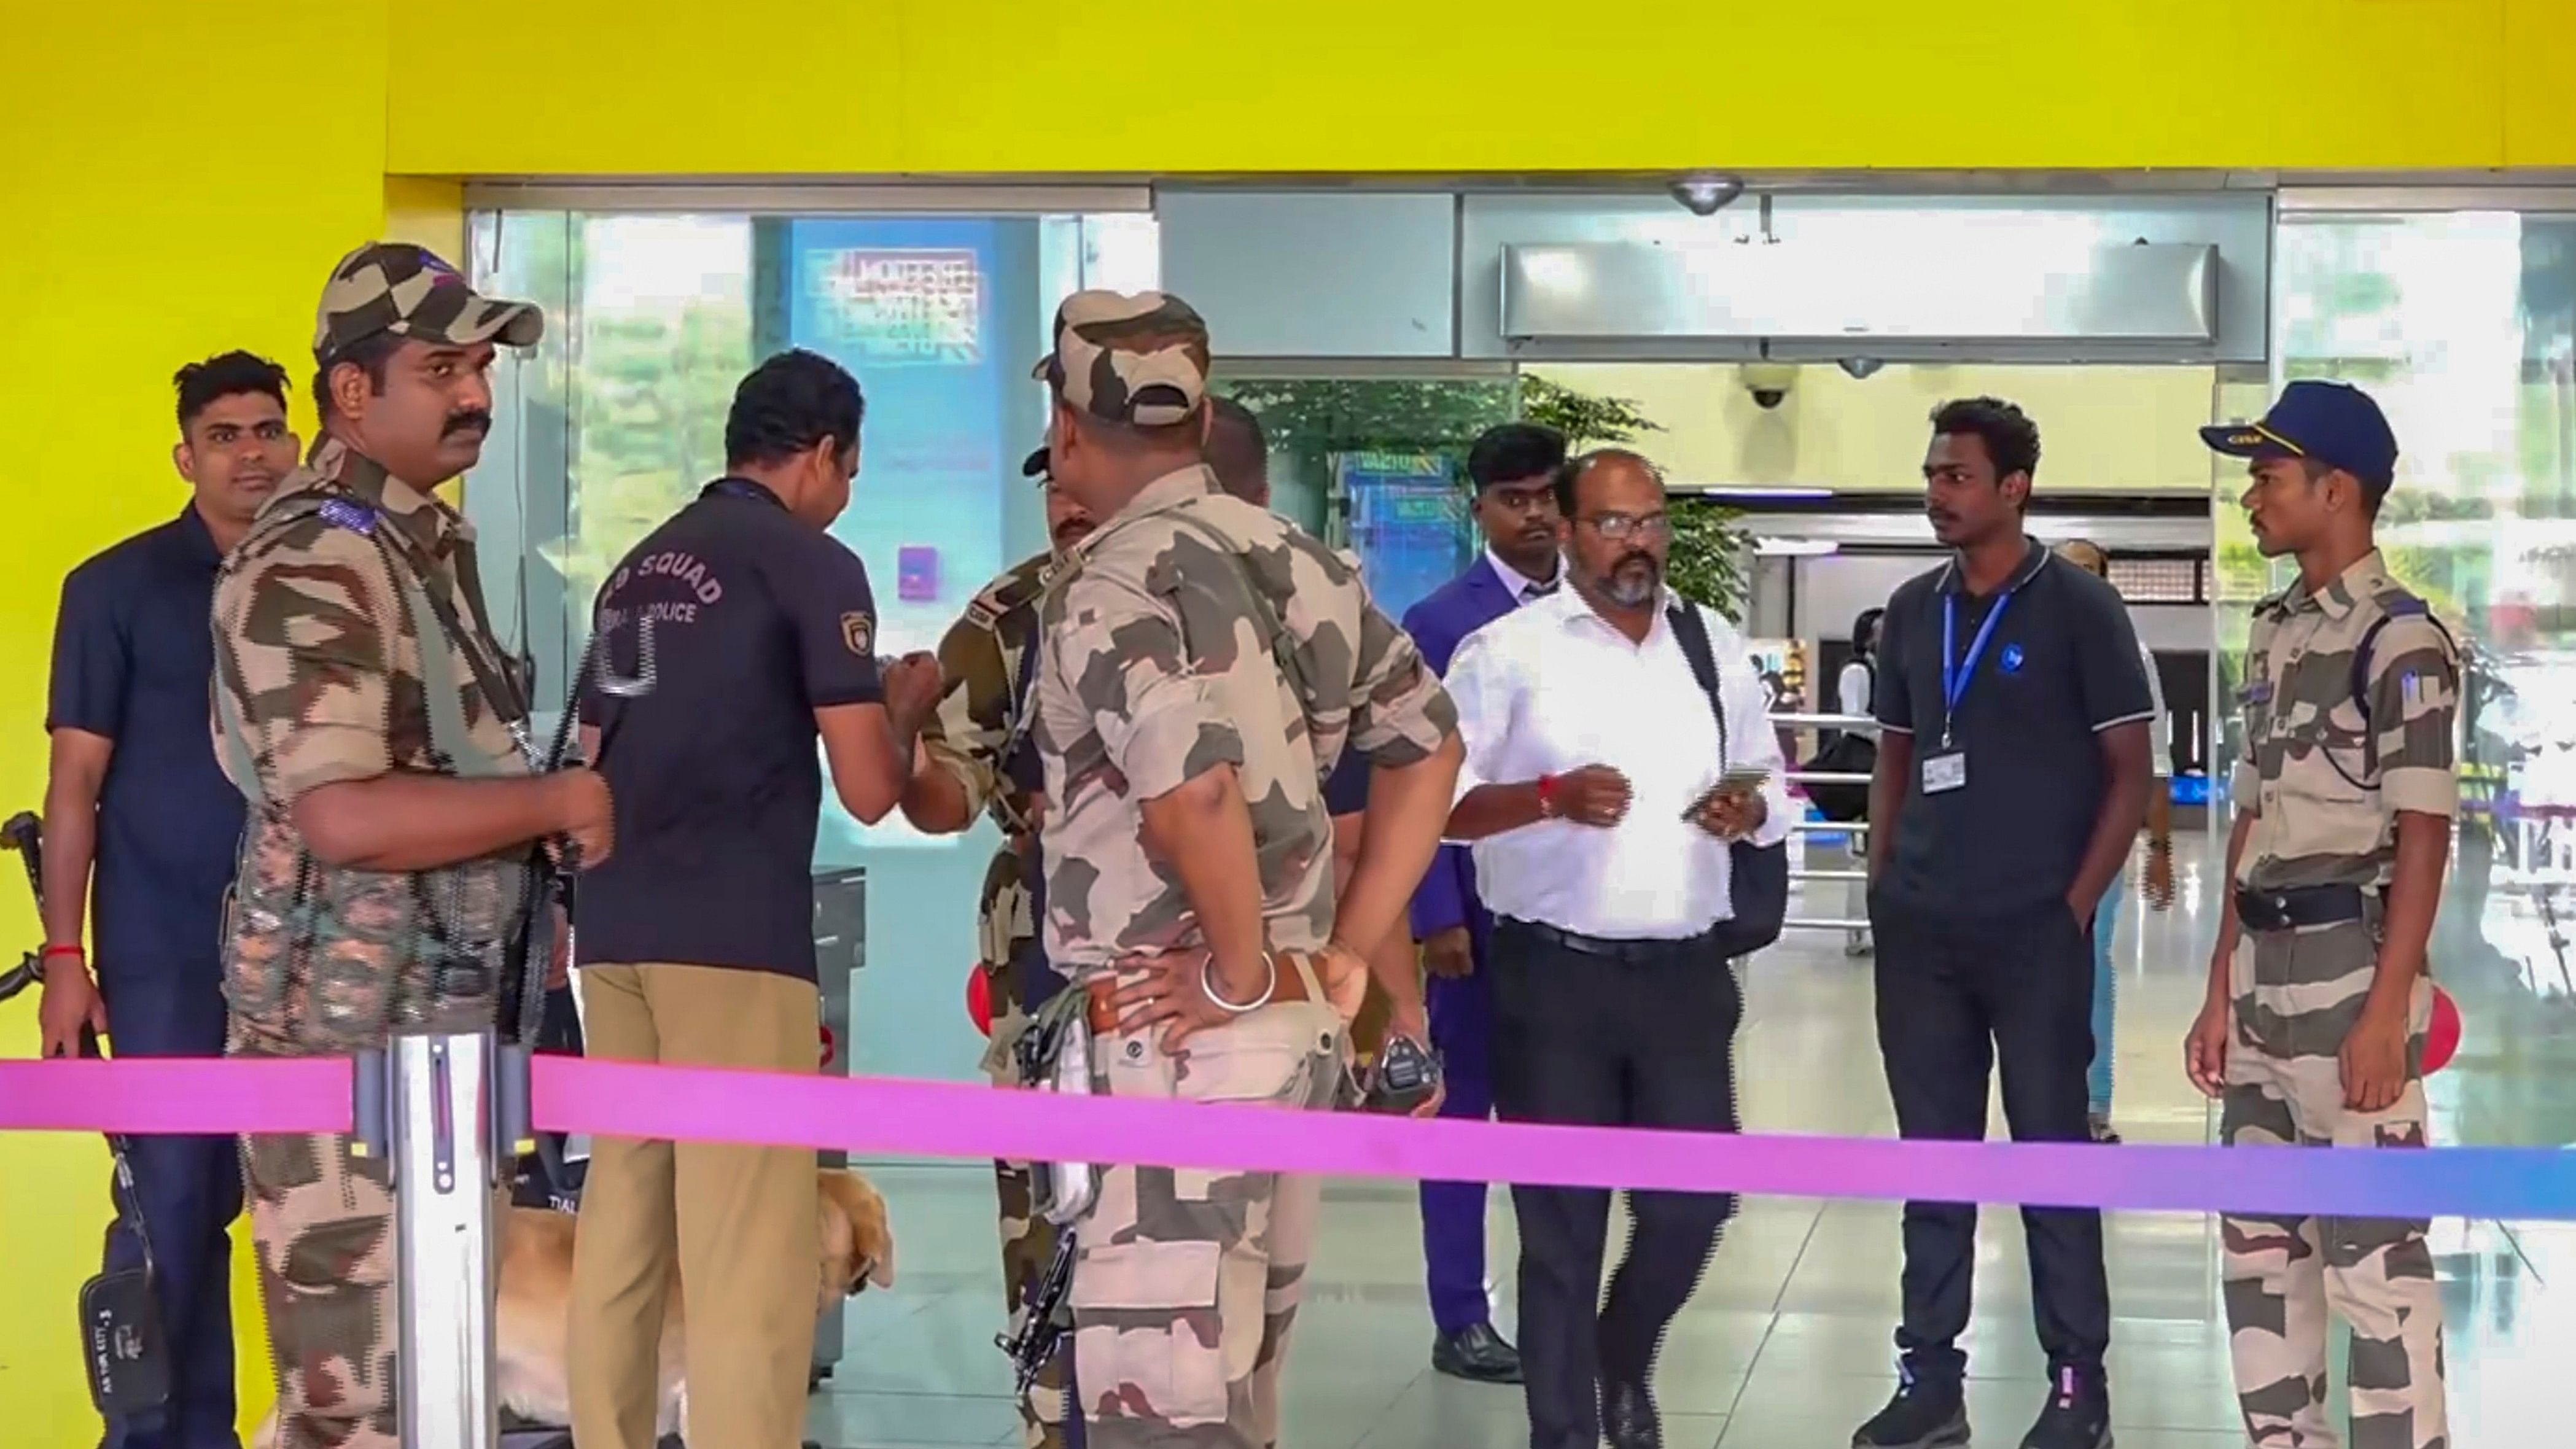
left=900, top=443, right=1099, bottom=1449
left=214, top=242, right=614, bottom=1449
left=1856, top=398, right=2154, bottom=1449
left=2188, top=381, right=2455, bottom=1449
left=1028, top=290, right=1461, bottom=1448
left=1393, top=419, right=1568, bottom=1386
left=39, top=351, right=299, bottom=1449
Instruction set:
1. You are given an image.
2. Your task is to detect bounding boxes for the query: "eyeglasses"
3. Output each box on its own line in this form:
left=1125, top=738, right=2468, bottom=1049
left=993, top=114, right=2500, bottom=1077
left=1578, top=512, right=1671, bottom=541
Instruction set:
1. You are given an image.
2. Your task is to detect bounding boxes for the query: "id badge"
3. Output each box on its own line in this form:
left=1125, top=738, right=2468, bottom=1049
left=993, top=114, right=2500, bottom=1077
left=1921, top=751, right=1968, bottom=794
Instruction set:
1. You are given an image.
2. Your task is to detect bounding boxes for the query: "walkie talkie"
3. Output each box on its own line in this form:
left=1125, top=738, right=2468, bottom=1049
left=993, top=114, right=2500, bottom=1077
left=1362, top=1036, right=1443, bottom=1115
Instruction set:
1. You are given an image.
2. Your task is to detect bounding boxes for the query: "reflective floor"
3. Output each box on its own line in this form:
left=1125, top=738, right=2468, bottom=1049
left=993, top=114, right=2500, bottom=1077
left=811, top=826, right=2576, bottom=1447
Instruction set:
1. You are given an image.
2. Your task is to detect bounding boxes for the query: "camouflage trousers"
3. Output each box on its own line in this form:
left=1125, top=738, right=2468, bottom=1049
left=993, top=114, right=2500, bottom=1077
left=997, top=1156, right=1075, bottom=1449
left=241, top=1131, right=399, bottom=1449
left=2221, top=922, right=2446, bottom=1449
left=1073, top=977, right=1343, bottom=1449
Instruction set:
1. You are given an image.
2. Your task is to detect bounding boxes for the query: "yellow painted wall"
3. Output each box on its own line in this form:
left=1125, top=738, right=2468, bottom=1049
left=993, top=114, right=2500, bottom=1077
left=1, top=6, right=395, bottom=1442
left=4, top=2, right=2574, bottom=1447
left=1525, top=363, right=2234, bottom=494
left=383, top=0, right=2576, bottom=175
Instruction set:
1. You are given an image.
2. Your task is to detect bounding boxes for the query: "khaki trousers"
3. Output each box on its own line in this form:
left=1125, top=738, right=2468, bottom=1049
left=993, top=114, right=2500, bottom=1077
left=569, top=963, right=821, bottom=1449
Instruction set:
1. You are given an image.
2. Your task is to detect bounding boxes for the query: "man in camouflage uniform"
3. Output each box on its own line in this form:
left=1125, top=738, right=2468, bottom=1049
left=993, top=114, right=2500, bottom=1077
left=2190, top=381, right=2457, bottom=1449
left=214, top=242, right=613, bottom=1448
left=1027, top=290, right=1462, bottom=1449
left=901, top=445, right=1098, bottom=1449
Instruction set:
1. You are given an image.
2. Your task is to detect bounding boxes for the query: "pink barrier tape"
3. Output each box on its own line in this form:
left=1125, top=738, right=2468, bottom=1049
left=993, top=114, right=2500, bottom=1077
left=536, top=1057, right=2576, bottom=1221
left=0, top=1056, right=351, bottom=1135
left=6, top=1052, right=2570, bottom=1221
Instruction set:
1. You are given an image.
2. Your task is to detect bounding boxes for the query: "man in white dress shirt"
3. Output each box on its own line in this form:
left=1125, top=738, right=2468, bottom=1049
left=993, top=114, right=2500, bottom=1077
left=1442, top=449, right=1796, bottom=1449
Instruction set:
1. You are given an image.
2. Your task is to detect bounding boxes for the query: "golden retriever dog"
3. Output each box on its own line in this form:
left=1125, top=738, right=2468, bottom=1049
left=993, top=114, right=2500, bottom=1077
left=250, top=1168, right=894, bottom=1445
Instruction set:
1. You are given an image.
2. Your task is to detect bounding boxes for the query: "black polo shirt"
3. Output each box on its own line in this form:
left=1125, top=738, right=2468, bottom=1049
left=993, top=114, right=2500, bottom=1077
left=45, top=505, right=247, bottom=990
left=576, top=480, right=884, bottom=982
left=1871, top=538, right=2155, bottom=921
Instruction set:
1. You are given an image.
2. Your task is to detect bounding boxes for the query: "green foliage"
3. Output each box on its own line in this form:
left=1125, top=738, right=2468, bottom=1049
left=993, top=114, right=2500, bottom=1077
left=1222, top=371, right=1756, bottom=621
left=539, top=303, right=752, bottom=606
left=1519, top=374, right=1657, bottom=447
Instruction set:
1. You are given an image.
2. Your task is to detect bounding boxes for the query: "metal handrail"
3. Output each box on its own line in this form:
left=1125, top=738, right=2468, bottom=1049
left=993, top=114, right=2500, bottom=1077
left=1771, top=710, right=1877, bottom=934
left=1772, top=712, right=1882, bottom=732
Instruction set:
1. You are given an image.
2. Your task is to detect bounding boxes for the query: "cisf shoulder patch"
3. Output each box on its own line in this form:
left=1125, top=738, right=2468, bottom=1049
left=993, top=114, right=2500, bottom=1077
left=841, top=610, right=874, bottom=656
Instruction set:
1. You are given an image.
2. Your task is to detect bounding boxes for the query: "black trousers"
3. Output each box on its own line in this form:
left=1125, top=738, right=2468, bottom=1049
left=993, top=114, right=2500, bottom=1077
left=1490, top=918, right=1742, bottom=1449
left=1870, top=898, right=2110, bottom=1381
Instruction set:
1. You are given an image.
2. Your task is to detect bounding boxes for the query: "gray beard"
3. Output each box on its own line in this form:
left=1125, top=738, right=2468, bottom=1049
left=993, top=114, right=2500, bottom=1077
left=1600, top=564, right=1660, bottom=609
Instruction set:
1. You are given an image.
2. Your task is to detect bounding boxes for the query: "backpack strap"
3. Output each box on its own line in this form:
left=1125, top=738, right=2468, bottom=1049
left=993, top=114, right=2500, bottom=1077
left=2344, top=590, right=2456, bottom=780
left=1663, top=600, right=1732, bottom=767
left=1161, top=507, right=1320, bottom=731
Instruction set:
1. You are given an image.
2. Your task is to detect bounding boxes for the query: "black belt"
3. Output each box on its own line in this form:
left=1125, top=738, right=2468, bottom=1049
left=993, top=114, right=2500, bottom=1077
left=2233, top=883, right=2373, bottom=934
left=1500, top=917, right=1714, bottom=965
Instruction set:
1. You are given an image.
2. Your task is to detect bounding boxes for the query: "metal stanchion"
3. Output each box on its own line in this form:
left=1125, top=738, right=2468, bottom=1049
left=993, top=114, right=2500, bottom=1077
left=354, top=1031, right=531, bottom=1449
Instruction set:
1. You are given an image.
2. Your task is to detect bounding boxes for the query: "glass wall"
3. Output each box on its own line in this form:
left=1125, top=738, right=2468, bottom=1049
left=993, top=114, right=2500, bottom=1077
left=463, top=206, right=1158, bottom=1084
left=2252, top=208, right=2576, bottom=1158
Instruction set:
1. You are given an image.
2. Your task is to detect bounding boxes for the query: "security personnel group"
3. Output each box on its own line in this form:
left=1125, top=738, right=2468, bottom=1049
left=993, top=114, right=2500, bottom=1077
left=31, top=233, right=2457, bottom=1449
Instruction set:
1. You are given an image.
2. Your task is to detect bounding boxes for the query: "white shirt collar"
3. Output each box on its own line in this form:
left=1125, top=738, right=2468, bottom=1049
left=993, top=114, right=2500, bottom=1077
left=1485, top=548, right=1560, bottom=602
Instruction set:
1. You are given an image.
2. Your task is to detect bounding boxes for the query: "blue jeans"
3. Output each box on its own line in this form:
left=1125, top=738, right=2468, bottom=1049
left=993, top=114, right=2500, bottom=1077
left=2087, top=872, right=2124, bottom=1117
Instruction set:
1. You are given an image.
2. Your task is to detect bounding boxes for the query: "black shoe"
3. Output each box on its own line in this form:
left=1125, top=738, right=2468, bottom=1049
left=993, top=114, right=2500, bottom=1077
left=1853, top=1369, right=1970, bottom=1449
left=1431, top=1322, right=1523, bottom=1383
left=2087, top=1113, right=2122, bottom=1144
left=2020, top=1365, right=2112, bottom=1449
left=1603, top=1379, right=1662, bottom=1449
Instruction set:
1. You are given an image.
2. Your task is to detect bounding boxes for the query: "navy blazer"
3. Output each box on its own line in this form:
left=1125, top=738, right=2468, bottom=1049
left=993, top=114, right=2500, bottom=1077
left=1400, top=559, right=1529, bottom=944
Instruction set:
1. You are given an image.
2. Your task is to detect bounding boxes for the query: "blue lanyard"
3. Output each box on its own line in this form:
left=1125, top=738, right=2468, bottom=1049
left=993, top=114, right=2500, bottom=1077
left=1939, top=586, right=2019, bottom=749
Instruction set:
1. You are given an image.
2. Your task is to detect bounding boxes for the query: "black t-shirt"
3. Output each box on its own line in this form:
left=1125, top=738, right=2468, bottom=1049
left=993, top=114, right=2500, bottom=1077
left=575, top=480, right=884, bottom=980
left=1872, top=539, right=2155, bottom=920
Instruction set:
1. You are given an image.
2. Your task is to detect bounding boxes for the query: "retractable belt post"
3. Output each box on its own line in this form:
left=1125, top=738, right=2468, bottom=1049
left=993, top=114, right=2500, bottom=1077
left=352, top=1033, right=534, bottom=1449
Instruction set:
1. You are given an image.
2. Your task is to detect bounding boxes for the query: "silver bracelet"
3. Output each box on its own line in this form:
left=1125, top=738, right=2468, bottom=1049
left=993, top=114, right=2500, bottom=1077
left=1202, top=952, right=1277, bottom=1014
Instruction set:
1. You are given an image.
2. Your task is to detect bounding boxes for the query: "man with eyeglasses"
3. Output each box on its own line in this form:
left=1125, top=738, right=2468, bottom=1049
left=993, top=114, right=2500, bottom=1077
left=1444, top=448, right=1794, bottom=1449
left=1394, top=420, right=1569, bottom=1386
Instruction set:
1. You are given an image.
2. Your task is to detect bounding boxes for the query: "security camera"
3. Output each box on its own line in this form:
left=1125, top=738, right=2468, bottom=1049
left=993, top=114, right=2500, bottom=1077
left=1669, top=174, right=1746, bottom=217
left=1740, top=363, right=1797, bottom=410
left=1839, top=357, right=1886, bottom=380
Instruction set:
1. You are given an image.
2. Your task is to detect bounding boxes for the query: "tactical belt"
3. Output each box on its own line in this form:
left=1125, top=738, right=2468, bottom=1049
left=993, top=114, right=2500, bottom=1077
left=2234, top=883, right=2372, bottom=934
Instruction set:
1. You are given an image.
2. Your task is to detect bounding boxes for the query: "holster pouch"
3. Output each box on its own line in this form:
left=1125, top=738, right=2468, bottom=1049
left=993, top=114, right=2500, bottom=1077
left=81, top=1139, right=168, bottom=1420
left=79, top=1266, right=168, bottom=1419
left=1016, top=985, right=1101, bottom=1227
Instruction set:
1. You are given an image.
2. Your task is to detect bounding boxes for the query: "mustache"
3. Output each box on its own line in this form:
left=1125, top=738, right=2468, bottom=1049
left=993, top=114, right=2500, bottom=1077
left=1614, top=551, right=1660, bottom=573
left=443, top=409, right=492, bottom=440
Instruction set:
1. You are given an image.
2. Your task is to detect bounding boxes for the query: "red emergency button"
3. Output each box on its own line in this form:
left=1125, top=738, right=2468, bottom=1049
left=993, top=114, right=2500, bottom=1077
left=819, top=1025, right=836, bottom=1069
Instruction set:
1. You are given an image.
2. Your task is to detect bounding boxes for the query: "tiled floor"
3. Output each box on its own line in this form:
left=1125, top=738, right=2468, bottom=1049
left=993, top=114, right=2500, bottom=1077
left=810, top=830, right=2576, bottom=1447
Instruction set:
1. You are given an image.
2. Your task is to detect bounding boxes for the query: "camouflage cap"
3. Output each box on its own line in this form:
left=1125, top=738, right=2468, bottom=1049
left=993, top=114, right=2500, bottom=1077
left=313, top=242, right=544, bottom=363
left=1031, top=290, right=1209, bottom=428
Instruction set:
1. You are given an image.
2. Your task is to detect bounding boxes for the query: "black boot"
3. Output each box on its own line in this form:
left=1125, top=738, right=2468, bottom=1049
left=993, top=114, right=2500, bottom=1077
left=1852, top=1365, right=1969, bottom=1449
left=2019, top=1364, right=2112, bottom=1449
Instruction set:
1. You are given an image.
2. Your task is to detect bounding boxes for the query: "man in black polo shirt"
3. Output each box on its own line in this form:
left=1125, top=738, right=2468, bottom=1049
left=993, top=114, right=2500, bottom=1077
left=1852, top=398, right=2155, bottom=1449
left=40, top=351, right=297, bottom=1449
left=567, top=349, right=943, bottom=1449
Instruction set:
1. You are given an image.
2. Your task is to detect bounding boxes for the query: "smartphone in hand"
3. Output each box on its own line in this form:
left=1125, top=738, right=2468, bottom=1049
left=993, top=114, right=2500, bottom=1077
left=1683, top=766, right=1773, bottom=821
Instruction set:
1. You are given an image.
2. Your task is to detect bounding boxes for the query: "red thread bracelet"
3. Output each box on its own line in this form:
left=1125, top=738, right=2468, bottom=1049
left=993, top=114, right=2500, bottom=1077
left=1535, top=774, right=1560, bottom=817
left=41, top=945, right=84, bottom=963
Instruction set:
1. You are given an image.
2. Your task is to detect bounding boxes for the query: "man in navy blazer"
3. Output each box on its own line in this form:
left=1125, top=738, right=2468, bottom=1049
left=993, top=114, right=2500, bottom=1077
left=1399, top=421, right=1570, bottom=1385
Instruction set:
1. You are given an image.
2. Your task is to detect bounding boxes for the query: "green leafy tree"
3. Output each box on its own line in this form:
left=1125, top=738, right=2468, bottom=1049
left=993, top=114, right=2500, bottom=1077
left=1221, top=373, right=1757, bottom=620
left=1521, top=375, right=1754, bottom=622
